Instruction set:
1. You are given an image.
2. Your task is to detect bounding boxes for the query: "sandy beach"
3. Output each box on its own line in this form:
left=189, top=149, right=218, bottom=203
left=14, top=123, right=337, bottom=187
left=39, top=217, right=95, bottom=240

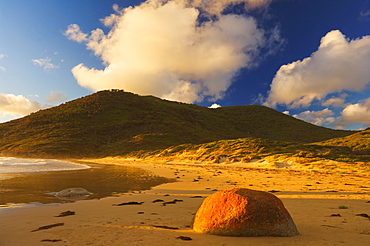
left=1, top=158, right=369, bottom=246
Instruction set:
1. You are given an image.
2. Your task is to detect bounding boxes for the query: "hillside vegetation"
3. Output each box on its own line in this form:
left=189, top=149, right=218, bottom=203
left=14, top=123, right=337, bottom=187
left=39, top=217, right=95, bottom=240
left=0, top=90, right=354, bottom=158
left=315, top=130, right=370, bottom=154
left=124, top=138, right=370, bottom=173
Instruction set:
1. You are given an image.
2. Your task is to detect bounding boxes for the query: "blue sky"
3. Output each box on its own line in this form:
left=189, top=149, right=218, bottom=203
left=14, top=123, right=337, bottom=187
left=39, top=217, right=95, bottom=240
left=1, top=0, right=370, bottom=130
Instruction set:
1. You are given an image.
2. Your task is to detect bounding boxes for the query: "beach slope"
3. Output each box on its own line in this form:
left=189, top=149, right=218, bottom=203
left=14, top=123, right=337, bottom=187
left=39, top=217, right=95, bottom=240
left=1, top=159, right=369, bottom=246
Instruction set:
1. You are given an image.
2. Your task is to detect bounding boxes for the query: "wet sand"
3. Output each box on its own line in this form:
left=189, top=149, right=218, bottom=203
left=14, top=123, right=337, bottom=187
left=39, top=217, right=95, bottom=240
left=0, top=158, right=369, bottom=245
left=0, top=162, right=173, bottom=208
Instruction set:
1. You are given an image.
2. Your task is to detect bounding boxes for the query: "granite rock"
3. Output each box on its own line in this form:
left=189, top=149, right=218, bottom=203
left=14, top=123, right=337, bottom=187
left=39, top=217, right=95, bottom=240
left=191, top=188, right=299, bottom=237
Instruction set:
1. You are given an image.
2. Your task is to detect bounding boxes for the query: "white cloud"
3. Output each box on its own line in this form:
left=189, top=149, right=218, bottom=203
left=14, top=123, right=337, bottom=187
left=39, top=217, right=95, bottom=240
left=0, top=93, right=41, bottom=117
left=265, top=30, right=370, bottom=108
left=322, top=95, right=347, bottom=108
left=64, top=24, right=88, bottom=43
left=46, top=91, right=68, bottom=104
left=359, top=9, right=370, bottom=22
left=360, top=10, right=370, bottom=17
left=0, top=54, right=7, bottom=71
left=293, top=108, right=335, bottom=126
left=100, top=4, right=122, bottom=27
left=179, top=0, right=271, bottom=17
left=32, top=57, right=59, bottom=70
left=209, top=103, right=221, bottom=108
left=66, top=0, right=280, bottom=103
left=341, top=98, right=370, bottom=123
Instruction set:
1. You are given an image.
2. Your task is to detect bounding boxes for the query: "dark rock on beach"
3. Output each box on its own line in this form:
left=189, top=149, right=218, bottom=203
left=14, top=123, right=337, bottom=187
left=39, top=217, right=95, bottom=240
left=115, top=201, right=144, bottom=206
left=41, top=239, right=63, bottom=242
left=55, top=210, right=75, bottom=217
left=191, top=188, right=299, bottom=237
left=356, top=213, right=370, bottom=219
left=31, top=223, right=65, bottom=232
left=162, top=199, right=183, bottom=206
left=152, top=225, right=179, bottom=230
left=330, top=214, right=341, bottom=217
left=152, top=199, right=165, bottom=203
left=176, top=236, right=192, bottom=241
left=268, top=190, right=281, bottom=193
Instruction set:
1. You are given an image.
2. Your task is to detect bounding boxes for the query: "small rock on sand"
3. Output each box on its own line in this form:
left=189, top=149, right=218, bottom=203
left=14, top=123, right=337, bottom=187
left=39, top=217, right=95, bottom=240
left=115, top=201, right=144, bottom=206
left=55, top=210, right=75, bottom=217
left=55, top=188, right=92, bottom=199
left=176, top=236, right=192, bottom=241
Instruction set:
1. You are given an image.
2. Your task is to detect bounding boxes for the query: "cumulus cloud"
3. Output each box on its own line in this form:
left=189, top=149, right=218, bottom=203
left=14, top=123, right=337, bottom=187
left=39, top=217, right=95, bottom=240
left=46, top=91, right=68, bottom=104
left=32, top=57, right=59, bottom=70
left=66, top=0, right=279, bottom=103
left=64, top=24, right=88, bottom=43
left=0, top=93, right=41, bottom=117
left=341, top=98, right=370, bottom=123
left=265, top=30, right=370, bottom=108
left=209, top=103, right=221, bottom=108
left=293, top=108, right=335, bottom=126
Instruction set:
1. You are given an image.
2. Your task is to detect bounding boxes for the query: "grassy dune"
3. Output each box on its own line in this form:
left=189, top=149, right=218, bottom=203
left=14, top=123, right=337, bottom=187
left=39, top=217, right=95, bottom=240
left=122, top=137, right=370, bottom=174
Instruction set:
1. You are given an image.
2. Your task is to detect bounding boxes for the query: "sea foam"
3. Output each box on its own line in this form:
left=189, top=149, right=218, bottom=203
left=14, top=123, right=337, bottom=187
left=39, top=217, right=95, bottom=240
left=0, top=157, right=90, bottom=174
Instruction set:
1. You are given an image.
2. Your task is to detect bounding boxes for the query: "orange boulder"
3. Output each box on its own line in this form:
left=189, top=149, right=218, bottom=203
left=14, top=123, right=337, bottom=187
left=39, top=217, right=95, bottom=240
left=191, top=188, right=299, bottom=237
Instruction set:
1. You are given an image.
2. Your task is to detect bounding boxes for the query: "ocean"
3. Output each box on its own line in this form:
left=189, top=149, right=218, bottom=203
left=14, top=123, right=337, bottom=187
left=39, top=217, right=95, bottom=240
left=0, top=157, right=90, bottom=178
left=0, top=157, right=173, bottom=208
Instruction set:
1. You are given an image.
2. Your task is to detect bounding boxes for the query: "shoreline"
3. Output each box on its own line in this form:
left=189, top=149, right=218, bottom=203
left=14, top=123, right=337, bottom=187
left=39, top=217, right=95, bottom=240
left=0, top=160, right=173, bottom=210
left=1, top=158, right=369, bottom=245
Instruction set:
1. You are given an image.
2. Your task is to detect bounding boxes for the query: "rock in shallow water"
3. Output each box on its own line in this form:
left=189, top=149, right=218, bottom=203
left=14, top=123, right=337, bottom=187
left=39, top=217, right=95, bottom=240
left=191, top=188, right=299, bottom=237
left=55, top=188, right=92, bottom=199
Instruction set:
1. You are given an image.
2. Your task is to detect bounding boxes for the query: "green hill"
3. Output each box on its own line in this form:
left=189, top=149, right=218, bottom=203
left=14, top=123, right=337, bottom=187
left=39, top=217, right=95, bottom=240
left=0, top=89, right=354, bottom=158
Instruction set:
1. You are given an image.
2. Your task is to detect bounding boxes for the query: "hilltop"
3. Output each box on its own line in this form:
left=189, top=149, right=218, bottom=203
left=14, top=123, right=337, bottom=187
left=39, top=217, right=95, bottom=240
left=0, top=90, right=354, bottom=158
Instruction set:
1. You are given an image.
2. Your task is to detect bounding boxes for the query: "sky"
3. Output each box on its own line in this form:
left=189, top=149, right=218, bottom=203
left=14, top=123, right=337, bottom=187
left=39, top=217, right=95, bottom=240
left=1, top=0, right=370, bottom=130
